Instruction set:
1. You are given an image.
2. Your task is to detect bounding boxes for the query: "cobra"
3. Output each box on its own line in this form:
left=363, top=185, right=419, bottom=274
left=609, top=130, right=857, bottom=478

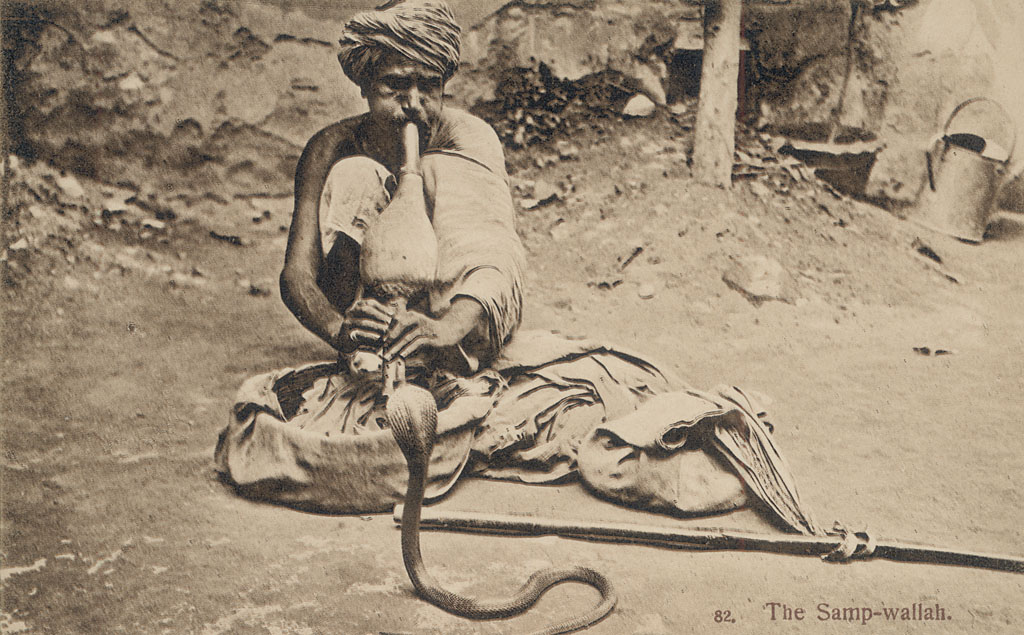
left=387, top=381, right=617, bottom=634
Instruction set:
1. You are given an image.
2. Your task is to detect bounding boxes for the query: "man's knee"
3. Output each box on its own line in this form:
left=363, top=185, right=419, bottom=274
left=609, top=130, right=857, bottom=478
left=320, top=156, right=393, bottom=251
left=326, top=155, right=390, bottom=182
left=322, top=156, right=393, bottom=207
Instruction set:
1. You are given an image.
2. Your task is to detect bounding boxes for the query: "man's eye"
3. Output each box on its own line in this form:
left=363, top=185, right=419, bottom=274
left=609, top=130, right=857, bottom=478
left=418, top=78, right=442, bottom=92
left=384, top=77, right=412, bottom=91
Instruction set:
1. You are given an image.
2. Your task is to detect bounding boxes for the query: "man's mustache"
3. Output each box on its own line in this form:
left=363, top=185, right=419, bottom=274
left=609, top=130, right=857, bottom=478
left=397, top=111, right=429, bottom=127
left=393, top=116, right=432, bottom=142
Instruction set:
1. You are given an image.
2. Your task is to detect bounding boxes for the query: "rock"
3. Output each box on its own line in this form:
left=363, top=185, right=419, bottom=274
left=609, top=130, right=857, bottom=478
left=622, top=94, right=656, bottom=118
left=533, top=179, right=561, bottom=204
left=103, top=197, right=129, bottom=212
left=549, top=220, right=572, bottom=241
left=519, top=198, right=541, bottom=210
left=722, top=255, right=795, bottom=306
left=640, top=140, right=663, bottom=155
left=514, top=179, right=536, bottom=197
left=9, top=238, right=29, bottom=251
left=534, top=154, right=559, bottom=169
left=555, top=140, right=581, bottom=160
left=749, top=180, right=773, bottom=199
left=629, top=61, right=668, bottom=106
left=117, top=73, right=145, bottom=92
left=55, top=174, right=85, bottom=199
left=637, top=282, right=656, bottom=300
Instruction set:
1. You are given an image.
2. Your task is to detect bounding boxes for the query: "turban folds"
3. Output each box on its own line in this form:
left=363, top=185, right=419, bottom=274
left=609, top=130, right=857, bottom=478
left=338, top=1, right=462, bottom=86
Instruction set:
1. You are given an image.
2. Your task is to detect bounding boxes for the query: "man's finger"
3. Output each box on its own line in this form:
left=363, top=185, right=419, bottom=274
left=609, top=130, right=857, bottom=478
left=348, top=328, right=383, bottom=344
left=347, top=317, right=388, bottom=334
left=385, top=316, right=418, bottom=343
left=351, top=299, right=394, bottom=323
left=385, top=330, right=425, bottom=360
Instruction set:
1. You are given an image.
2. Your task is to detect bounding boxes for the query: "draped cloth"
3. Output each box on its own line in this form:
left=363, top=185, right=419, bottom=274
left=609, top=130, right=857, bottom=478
left=337, top=0, right=461, bottom=86
left=213, top=332, right=675, bottom=513
left=213, top=332, right=822, bottom=534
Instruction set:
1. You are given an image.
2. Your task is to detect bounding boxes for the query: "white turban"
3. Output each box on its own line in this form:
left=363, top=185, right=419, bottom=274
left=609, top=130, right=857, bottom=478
left=338, top=1, right=462, bottom=86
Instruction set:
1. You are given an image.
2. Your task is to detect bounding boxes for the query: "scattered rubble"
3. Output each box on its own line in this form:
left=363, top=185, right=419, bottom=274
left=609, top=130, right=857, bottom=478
left=479, top=63, right=637, bottom=148
left=555, top=140, right=581, bottom=161
left=532, top=180, right=561, bottom=205
left=209, top=231, right=246, bottom=247
left=0, top=156, right=258, bottom=294
left=722, top=255, right=796, bottom=306
left=623, top=94, right=657, bottom=118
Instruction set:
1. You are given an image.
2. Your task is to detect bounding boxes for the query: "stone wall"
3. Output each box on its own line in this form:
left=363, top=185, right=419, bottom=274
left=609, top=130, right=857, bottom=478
left=4, top=0, right=361, bottom=211
left=452, top=0, right=700, bottom=107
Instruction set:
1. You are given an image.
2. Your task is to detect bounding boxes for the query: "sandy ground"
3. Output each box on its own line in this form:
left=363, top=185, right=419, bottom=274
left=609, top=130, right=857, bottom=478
left=3, top=116, right=1024, bottom=634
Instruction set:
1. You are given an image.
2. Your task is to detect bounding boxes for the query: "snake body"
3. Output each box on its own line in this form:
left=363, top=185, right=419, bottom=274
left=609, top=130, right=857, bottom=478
left=386, top=382, right=616, bottom=634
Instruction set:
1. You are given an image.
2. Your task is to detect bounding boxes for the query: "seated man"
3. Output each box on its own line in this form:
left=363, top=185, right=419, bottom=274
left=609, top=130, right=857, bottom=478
left=215, top=0, right=819, bottom=536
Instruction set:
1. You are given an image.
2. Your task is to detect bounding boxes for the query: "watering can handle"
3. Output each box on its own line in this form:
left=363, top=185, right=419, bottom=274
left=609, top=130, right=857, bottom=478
left=924, top=134, right=945, bottom=192
left=943, top=97, right=1017, bottom=163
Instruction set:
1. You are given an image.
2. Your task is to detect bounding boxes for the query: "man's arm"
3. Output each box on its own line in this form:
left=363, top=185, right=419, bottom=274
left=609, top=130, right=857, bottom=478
left=418, top=110, right=527, bottom=361
left=280, top=124, right=354, bottom=350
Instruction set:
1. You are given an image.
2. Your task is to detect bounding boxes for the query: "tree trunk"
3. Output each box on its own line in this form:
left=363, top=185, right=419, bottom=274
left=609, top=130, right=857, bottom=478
left=693, top=0, right=742, bottom=188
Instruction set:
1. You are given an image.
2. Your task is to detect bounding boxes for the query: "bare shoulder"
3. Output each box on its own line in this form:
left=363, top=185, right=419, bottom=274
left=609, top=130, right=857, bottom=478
left=302, top=114, right=367, bottom=165
left=441, top=108, right=501, bottom=143
left=434, top=108, right=506, bottom=173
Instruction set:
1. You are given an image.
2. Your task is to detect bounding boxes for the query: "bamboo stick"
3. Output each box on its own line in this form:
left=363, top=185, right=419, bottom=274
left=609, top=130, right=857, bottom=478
left=393, top=506, right=1024, bottom=574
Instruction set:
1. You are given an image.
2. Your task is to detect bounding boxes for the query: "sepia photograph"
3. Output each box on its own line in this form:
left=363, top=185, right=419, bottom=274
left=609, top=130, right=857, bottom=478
left=2, top=0, right=1023, bottom=633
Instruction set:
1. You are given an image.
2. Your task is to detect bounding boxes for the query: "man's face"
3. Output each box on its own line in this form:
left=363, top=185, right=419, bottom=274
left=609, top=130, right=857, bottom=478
left=364, top=53, right=445, bottom=142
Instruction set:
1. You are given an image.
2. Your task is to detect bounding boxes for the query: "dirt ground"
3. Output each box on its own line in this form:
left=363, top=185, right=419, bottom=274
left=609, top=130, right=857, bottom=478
left=2, top=113, right=1024, bottom=634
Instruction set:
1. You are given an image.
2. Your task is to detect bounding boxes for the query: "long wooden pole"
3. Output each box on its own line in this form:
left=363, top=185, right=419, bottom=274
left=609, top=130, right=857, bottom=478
left=692, top=0, right=743, bottom=188
left=393, top=506, right=1024, bottom=574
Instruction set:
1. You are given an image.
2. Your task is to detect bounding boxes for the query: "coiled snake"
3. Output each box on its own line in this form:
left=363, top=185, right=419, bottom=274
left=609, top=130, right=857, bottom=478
left=387, top=382, right=617, bottom=634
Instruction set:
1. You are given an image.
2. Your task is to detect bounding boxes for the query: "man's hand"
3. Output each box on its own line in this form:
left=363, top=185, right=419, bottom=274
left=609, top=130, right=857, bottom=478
left=337, top=297, right=394, bottom=352
left=383, top=298, right=484, bottom=361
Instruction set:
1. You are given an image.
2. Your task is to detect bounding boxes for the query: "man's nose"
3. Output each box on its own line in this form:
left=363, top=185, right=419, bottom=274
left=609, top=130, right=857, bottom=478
left=400, top=86, right=424, bottom=118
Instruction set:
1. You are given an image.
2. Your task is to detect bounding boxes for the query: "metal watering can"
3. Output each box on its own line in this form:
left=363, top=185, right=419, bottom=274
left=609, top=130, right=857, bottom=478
left=915, top=97, right=1016, bottom=243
